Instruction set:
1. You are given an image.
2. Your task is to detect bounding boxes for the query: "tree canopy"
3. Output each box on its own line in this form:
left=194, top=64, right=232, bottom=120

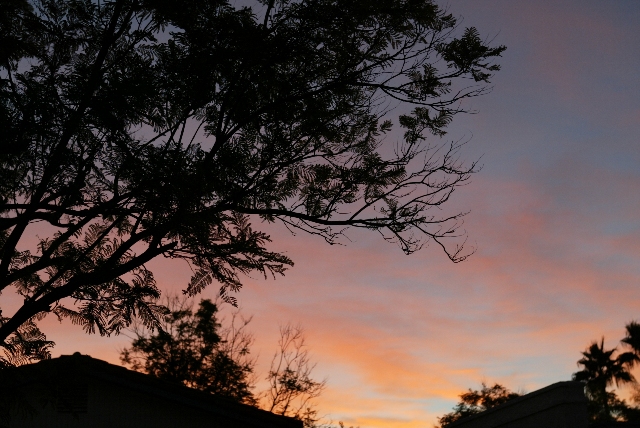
left=572, top=337, right=637, bottom=422
left=0, top=0, right=505, bottom=363
left=121, top=297, right=256, bottom=403
left=570, top=323, right=640, bottom=423
left=121, top=302, right=327, bottom=427
left=437, top=382, right=521, bottom=427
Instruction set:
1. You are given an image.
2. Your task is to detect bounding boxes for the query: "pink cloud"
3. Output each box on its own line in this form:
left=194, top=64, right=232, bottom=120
left=18, top=158, right=637, bottom=427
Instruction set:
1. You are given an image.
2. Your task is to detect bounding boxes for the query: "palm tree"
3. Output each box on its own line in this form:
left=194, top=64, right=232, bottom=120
left=622, top=321, right=640, bottom=355
left=620, top=321, right=640, bottom=421
left=572, top=337, right=638, bottom=421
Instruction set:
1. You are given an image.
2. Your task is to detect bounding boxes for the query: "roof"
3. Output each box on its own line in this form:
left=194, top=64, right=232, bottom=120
left=0, top=353, right=302, bottom=428
left=446, top=381, right=588, bottom=428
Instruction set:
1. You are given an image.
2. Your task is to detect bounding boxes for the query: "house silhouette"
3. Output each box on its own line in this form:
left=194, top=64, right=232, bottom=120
left=0, top=353, right=302, bottom=428
left=445, top=381, right=640, bottom=428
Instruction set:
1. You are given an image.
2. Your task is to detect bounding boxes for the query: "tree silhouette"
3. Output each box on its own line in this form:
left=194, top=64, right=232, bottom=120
left=437, top=382, right=521, bottom=427
left=120, top=297, right=256, bottom=404
left=618, top=320, right=640, bottom=420
left=262, top=324, right=326, bottom=428
left=572, top=337, right=638, bottom=422
left=121, top=305, right=329, bottom=425
left=0, top=0, right=505, bottom=361
left=622, top=321, right=640, bottom=355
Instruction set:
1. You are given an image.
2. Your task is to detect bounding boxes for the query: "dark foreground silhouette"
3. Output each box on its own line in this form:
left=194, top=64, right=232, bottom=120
left=0, top=353, right=302, bottom=428
left=438, top=381, right=587, bottom=428
left=0, top=0, right=505, bottom=370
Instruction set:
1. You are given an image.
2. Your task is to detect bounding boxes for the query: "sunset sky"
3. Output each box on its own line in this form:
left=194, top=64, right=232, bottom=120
left=10, top=1, right=640, bottom=427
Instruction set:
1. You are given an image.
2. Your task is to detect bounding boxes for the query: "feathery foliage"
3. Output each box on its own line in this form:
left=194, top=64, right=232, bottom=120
left=0, top=0, right=505, bottom=362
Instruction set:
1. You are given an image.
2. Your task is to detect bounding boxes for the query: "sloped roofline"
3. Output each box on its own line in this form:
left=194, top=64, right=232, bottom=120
left=1, top=353, right=302, bottom=428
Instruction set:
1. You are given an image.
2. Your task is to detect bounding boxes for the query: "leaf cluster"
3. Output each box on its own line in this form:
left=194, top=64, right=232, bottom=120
left=0, top=311, right=53, bottom=368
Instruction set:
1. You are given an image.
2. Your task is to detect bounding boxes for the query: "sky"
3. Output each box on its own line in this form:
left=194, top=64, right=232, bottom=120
left=9, top=1, right=640, bottom=427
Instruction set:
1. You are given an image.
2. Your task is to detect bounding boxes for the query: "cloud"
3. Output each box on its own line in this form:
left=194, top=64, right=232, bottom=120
left=227, top=159, right=640, bottom=425
left=27, top=139, right=640, bottom=428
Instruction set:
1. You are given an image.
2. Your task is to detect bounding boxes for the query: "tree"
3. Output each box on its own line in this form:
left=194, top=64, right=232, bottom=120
left=262, top=324, right=326, bottom=427
left=120, top=296, right=256, bottom=404
left=572, top=337, right=638, bottom=422
left=0, top=0, right=506, bottom=362
left=622, top=321, right=640, bottom=355
left=437, top=382, right=521, bottom=427
left=121, top=306, right=327, bottom=426
left=620, top=321, right=640, bottom=420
